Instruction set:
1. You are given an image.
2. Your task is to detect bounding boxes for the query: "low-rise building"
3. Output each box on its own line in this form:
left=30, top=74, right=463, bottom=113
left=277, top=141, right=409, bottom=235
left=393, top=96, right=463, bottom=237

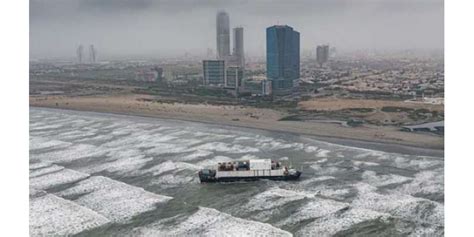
left=203, top=60, right=225, bottom=86
left=225, top=66, right=243, bottom=89
left=261, top=80, right=272, bottom=96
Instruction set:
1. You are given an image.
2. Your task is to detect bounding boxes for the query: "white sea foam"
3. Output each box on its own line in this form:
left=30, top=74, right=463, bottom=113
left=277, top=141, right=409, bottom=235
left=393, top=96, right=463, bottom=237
left=31, top=143, right=106, bottom=163
left=145, top=143, right=192, bottom=155
left=256, top=139, right=296, bottom=151
left=97, top=122, right=125, bottom=130
left=164, top=129, right=192, bottom=137
left=292, top=143, right=305, bottom=150
left=152, top=174, right=200, bottom=186
left=30, top=123, right=64, bottom=131
left=110, top=128, right=133, bottom=136
left=352, top=189, right=444, bottom=226
left=393, top=156, right=408, bottom=165
left=297, top=176, right=336, bottom=187
left=30, top=194, right=110, bottom=236
left=304, top=145, right=319, bottom=153
left=352, top=182, right=379, bottom=194
left=102, top=133, right=177, bottom=150
left=131, top=207, right=292, bottom=237
left=278, top=197, right=349, bottom=227
left=393, top=157, right=443, bottom=170
left=56, top=176, right=172, bottom=222
left=234, top=136, right=253, bottom=141
left=396, top=168, right=444, bottom=198
left=353, top=150, right=386, bottom=159
left=245, top=187, right=313, bottom=211
left=194, top=142, right=260, bottom=154
left=82, top=156, right=152, bottom=175
left=193, top=131, right=236, bottom=140
left=240, top=154, right=260, bottom=160
left=30, top=164, right=65, bottom=178
left=29, top=162, right=52, bottom=170
left=361, top=170, right=412, bottom=187
left=315, top=149, right=331, bottom=158
left=75, top=134, right=115, bottom=143
left=316, top=187, right=352, bottom=200
left=297, top=177, right=352, bottom=200
left=29, top=137, right=71, bottom=151
left=408, top=225, right=444, bottom=237
left=409, top=159, right=443, bottom=170
left=297, top=208, right=390, bottom=236
left=145, top=160, right=200, bottom=176
left=106, top=147, right=143, bottom=158
left=178, top=150, right=214, bottom=161
left=54, top=130, right=98, bottom=141
left=196, top=156, right=234, bottom=168
left=30, top=188, right=46, bottom=198
left=310, top=164, right=343, bottom=175
left=316, top=158, right=328, bottom=163
left=30, top=168, right=90, bottom=190
left=352, top=161, right=380, bottom=167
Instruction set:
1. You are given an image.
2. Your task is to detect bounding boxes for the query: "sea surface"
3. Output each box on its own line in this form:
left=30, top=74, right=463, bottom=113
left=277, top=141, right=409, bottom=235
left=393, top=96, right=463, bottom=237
left=29, top=108, right=444, bottom=236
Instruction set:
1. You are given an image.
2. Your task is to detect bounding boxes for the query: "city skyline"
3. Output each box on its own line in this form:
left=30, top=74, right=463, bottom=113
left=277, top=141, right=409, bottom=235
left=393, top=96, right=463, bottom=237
left=30, top=0, right=443, bottom=59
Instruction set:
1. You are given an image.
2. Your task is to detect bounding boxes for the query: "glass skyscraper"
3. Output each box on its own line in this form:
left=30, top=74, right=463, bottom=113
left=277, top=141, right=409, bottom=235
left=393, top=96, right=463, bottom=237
left=266, top=25, right=300, bottom=95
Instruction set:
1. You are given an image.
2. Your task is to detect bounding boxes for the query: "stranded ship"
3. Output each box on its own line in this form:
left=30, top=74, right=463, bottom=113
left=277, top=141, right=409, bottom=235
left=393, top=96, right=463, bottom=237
left=198, top=159, right=301, bottom=183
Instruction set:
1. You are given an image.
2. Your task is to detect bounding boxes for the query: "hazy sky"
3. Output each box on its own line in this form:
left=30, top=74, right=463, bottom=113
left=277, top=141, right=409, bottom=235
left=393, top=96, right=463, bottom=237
left=30, top=0, right=444, bottom=59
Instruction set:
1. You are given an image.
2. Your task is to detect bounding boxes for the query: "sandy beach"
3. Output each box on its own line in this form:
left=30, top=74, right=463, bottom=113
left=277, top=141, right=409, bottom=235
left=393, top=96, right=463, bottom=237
left=30, top=94, right=444, bottom=152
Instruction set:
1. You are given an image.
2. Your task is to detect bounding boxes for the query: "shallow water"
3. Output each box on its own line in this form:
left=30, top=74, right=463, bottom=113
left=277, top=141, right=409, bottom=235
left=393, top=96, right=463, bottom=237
left=29, top=108, right=444, bottom=236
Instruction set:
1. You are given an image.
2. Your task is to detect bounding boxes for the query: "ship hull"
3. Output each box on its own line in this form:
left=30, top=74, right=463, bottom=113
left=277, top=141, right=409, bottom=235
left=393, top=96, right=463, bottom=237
left=199, top=172, right=301, bottom=183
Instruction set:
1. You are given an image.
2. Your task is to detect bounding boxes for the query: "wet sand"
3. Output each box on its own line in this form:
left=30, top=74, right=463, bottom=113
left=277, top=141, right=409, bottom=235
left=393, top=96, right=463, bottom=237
left=30, top=94, right=444, bottom=157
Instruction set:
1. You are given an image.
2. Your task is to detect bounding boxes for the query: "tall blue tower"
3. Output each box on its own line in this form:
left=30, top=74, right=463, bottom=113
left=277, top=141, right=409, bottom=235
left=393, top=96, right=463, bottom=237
left=266, top=25, right=300, bottom=95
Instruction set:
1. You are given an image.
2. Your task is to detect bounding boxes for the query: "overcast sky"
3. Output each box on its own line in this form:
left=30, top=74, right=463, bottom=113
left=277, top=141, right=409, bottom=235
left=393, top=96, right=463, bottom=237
left=30, top=0, right=444, bottom=59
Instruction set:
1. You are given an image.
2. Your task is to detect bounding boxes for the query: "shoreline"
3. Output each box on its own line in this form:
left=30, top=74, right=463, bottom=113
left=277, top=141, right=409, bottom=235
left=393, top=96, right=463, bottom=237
left=30, top=106, right=444, bottom=157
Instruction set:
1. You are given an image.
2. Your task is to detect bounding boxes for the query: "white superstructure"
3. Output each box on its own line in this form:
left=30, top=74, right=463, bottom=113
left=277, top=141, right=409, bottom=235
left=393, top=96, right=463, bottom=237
left=249, top=159, right=271, bottom=170
left=215, top=159, right=287, bottom=178
left=216, top=169, right=285, bottom=178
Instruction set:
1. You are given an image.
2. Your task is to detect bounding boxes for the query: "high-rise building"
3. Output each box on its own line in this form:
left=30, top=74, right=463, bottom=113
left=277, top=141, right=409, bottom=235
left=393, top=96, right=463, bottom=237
left=266, top=25, right=300, bottom=95
left=225, top=66, right=243, bottom=89
left=232, top=27, right=244, bottom=67
left=316, top=45, right=329, bottom=67
left=216, top=11, right=230, bottom=59
left=203, top=60, right=225, bottom=86
left=76, top=45, right=83, bottom=64
left=89, top=44, right=97, bottom=63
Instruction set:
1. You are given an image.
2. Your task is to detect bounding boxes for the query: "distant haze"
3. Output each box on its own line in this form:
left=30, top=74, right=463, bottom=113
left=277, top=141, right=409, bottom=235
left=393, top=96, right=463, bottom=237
left=30, top=0, right=444, bottom=60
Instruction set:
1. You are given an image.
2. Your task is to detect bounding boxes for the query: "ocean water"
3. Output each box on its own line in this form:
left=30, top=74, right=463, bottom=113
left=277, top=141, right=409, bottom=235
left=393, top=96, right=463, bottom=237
left=29, top=108, right=444, bottom=236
